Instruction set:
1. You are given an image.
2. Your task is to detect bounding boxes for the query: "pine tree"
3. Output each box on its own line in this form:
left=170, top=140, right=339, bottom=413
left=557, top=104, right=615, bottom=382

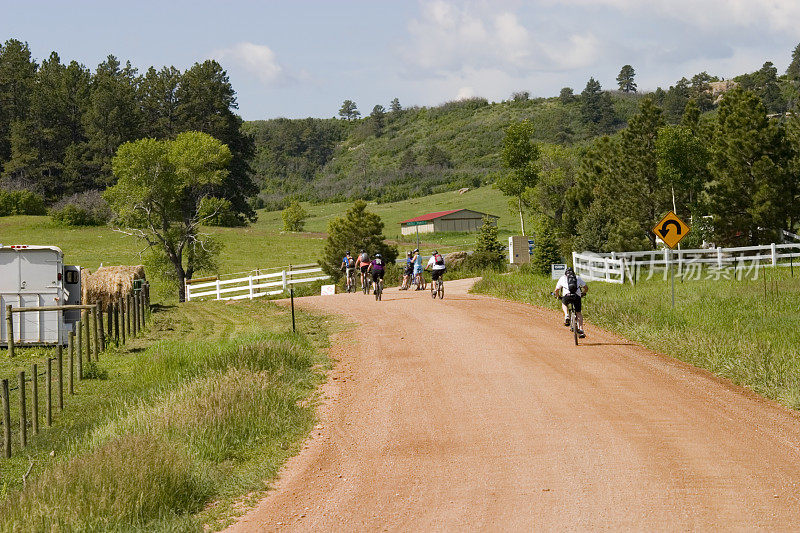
left=390, top=98, right=401, bottom=114
left=787, top=43, right=800, bottom=81
left=471, top=215, right=505, bottom=270
left=616, top=65, right=637, bottom=93
left=320, top=200, right=398, bottom=279
left=580, top=78, right=616, bottom=133
left=338, top=100, right=359, bottom=120
left=707, top=88, right=791, bottom=245
left=531, top=219, right=561, bottom=275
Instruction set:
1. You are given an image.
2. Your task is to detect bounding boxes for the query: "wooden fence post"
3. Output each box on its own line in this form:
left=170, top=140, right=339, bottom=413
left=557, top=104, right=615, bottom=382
left=77, top=319, right=83, bottom=381
left=119, top=299, right=125, bottom=345
left=6, top=305, right=13, bottom=358
left=135, top=293, right=140, bottom=335
left=18, top=371, right=26, bottom=447
left=2, top=379, right=10, bottom=458
left=92, top=307, right=100, bottom=360
left=113, top=300, right=119, bottom=344
left=68, top=331, right=74, bottom=395
left=57, top=345, right=63, bottom=411
left=31, top=363, right=38, bottom=435
left=98, top=304, right=105, bottom=353
left=145, top=283, right=151, bottom=315
left=46, top=358, right=52, bottom=427
left=84, top=310, right=91, bottom=363
left=126, top=295, right=132, bottom=339
left=106, top=303, right=112, bottom=346
left=139, top=291, right=145, bottom=329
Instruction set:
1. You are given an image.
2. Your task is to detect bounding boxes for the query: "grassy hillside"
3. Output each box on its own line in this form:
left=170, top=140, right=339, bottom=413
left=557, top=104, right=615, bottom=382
left=247, top=93, right=646, bottom=205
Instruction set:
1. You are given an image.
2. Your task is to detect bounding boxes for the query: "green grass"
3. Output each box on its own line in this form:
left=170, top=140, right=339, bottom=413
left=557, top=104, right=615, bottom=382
left=0, top=299, right=335, bottom=531
left=1, top=185, right=514, bottom=280
left=473, top=266, right=800, bottom=408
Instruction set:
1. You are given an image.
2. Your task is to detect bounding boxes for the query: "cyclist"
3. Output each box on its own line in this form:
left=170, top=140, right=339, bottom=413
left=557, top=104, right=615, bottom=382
left=400, top=251, right=413, bottom=290
left=425, top=250, right=446, bottom=289
left=341, top=251, right=356, bottom=292
left=368, top=253, right=386, bottom=295
left=553, top=266, right=588, bottom=338
left=412, top=248, right=424, bottom=290
left=357, top=249, right=371, bottom=291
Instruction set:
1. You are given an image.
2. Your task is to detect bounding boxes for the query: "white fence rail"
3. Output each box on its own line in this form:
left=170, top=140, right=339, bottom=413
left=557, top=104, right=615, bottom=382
left=185, top=264, right=329, bottom=302
left=573, top=243, right=800, bottom=285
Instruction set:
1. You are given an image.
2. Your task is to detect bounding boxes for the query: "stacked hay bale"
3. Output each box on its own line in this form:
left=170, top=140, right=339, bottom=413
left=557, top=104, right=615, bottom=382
left=83, top=265, right=146, bottom=306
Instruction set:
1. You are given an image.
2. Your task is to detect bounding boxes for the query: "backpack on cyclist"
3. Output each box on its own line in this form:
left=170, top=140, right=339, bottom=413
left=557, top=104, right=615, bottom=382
left=434, top=253, right=444, bottom=266
left=566, top=269, right=578, bottom=294
left=360, top=252, right=369, bottom=263
left=347, top=256, right=355, bottom=268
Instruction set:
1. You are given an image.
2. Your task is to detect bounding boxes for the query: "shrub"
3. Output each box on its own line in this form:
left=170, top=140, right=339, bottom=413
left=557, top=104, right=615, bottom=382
left=50, top=190, right=112, bottom=226
left=282, top=201, right=308, bottom=231
left=197, top=196, right=245, bottom=227
left=0, top=189, right=46, bottom=216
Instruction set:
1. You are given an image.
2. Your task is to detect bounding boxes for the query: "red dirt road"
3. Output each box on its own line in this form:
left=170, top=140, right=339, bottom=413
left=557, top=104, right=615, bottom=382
left=228, top=278, right=800, bottom=531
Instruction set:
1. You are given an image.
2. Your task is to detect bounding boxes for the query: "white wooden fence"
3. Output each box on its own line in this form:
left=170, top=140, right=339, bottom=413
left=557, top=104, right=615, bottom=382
left=573, top=243, right=800, bottom=285
left=185, top=264, right=330, bottom=302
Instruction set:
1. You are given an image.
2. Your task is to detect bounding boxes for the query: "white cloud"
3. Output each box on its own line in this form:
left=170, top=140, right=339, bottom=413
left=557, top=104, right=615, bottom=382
left=552, top=0, right=800, bottom=35
left=400, top=0, right=599, bottom=76
left=456, top=86, right=476, bottom=99
left=211, top=42, right=286, bottom=85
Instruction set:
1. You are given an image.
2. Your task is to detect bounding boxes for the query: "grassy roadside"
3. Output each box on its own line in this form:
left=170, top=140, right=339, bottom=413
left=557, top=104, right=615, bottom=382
left=473, top=267, right=800, bottom=408
left=0, top=299, right=335, bottom=531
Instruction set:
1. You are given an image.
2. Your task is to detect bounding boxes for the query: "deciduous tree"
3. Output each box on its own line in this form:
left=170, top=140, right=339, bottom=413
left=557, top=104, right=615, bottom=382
left=105, top=131, right=231, bottom=301
left=496, top=120, right=539, bottom=235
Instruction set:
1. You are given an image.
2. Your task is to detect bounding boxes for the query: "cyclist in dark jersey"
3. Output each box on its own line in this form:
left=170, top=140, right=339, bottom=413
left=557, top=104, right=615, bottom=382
left=368, top=253, right=386, bottom=294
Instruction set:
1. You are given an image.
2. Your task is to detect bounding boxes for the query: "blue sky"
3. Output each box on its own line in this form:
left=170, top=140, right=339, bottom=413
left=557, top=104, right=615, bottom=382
left=2, top=1, right=800, bottom=120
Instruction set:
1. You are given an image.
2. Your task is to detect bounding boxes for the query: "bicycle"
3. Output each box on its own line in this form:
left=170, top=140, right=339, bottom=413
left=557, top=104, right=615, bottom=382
left=413, top=271, right=426, bottom=291
left=345, top=268, right=356, bottom=293
left=362, top=273, right=372, bottom=295
left=552, top=292, right=580, bottom=345
left=374, top=277, right=383, bottom=301
left=430, top=273, right=444, bottom=299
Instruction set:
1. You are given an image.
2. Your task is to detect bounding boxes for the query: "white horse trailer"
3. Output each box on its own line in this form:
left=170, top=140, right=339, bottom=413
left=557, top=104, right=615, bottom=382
left=0, top=245, right=81, bottom=346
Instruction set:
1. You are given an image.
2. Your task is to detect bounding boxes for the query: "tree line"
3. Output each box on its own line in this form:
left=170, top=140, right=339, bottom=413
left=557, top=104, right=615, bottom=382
left=0, top=39, right=255, bottom=221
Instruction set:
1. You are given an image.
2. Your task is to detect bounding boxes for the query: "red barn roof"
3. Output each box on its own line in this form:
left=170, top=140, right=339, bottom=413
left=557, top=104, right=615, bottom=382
left=399, top=209, right=464, bottom=224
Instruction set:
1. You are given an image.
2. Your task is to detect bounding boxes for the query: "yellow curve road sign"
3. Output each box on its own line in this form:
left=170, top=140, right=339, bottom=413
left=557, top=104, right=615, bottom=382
left=653, top=211, right=690, bottom=249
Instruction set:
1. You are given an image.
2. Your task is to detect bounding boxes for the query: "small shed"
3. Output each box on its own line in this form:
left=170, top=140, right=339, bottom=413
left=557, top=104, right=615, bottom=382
left=399, top=209, right=498, bottom=235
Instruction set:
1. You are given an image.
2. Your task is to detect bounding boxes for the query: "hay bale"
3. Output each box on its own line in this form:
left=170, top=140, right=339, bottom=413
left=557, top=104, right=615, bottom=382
left=80, top=268, right=92, bottom=305
left=83, top=265, right=146, bottom=306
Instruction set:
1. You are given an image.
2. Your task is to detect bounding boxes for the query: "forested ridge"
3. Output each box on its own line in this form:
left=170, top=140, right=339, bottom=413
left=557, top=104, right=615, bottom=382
left=2, top=37, right=800, bottom=250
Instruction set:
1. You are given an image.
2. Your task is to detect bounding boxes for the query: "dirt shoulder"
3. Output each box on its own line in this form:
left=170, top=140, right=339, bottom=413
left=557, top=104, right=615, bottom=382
left=227, top=278, right=800, bottom=531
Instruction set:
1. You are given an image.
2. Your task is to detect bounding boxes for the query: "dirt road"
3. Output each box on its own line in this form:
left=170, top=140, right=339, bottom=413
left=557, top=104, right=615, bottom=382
left=228, top=278, right=800, bottom=531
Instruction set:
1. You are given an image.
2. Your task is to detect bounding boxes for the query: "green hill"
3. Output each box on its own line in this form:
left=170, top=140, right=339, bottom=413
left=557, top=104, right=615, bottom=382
left=245, top=93, right=645, bottom=206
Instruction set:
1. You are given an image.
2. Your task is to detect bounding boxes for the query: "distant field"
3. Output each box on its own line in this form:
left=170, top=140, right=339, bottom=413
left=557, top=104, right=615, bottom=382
left=1, top=185, right=514, bottom=279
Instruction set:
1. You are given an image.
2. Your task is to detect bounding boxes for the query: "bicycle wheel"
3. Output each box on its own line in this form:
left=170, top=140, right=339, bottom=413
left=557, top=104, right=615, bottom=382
left=431, top=279, right=437, bottom=299
left=438, top=279, right=444, bottom=299
left=571, top=307, right=578, bottom=345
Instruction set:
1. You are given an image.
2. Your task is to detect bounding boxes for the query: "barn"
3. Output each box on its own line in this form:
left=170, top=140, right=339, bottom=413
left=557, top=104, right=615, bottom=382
left=399, top=209, right=498, bottom=235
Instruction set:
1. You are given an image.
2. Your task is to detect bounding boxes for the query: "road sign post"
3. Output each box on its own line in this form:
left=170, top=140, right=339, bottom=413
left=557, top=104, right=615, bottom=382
left=653, top=211, right=691, bottom=309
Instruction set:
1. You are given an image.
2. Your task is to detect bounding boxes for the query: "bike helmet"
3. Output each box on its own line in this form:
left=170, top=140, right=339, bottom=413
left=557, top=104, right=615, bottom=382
left=565, top=266, right=574, bottom=273
left=432, top=250, right=438, bottom=255
left=346, top=250, right=350, bottom=255
left=413, top=248, right=419, bottom=253
left=375, top=253, right=382, bottom=258
left=406, top=250, right=412, bottom=256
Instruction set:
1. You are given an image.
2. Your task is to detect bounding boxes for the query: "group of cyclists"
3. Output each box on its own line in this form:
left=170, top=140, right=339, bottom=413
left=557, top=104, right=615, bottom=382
left=340, top=248, right=447, bottom=296
left=340, top=247, right=589, bottom=338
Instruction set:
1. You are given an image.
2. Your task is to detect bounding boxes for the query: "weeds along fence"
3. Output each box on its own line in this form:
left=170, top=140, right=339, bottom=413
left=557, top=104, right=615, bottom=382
left=185, top=264, right=329, bottom=302
left=0, top=283, right=151, bottom=459
left=573, top=243, right=800, bottom=285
